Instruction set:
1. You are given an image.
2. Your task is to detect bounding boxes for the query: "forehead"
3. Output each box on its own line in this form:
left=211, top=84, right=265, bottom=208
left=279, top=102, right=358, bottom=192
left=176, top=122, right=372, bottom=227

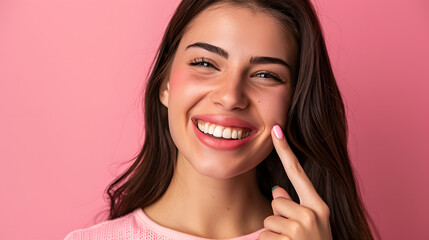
left=179, top=3, right=297, bottom=63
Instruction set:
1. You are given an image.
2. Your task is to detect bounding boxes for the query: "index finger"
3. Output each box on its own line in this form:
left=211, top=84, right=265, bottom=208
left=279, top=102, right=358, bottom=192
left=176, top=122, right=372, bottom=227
left=271, top=125, right=323, bottom=207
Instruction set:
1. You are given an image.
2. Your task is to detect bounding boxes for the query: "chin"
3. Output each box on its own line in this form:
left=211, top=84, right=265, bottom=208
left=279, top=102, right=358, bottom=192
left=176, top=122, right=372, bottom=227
left=191, top=155, right=258, bottom=179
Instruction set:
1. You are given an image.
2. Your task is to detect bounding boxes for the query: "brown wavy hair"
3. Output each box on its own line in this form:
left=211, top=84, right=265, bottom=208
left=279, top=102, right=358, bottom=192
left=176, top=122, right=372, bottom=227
left=105, top=0, right=380, bottom=239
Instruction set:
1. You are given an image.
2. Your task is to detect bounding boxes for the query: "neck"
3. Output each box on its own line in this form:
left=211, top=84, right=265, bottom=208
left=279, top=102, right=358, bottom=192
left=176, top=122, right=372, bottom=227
left=143, top=153, right=272, bottom=239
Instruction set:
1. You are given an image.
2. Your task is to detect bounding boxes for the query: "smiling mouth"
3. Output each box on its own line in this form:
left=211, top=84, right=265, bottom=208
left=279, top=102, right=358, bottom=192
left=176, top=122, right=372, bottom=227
left=194, top=119, right=251, bottom=140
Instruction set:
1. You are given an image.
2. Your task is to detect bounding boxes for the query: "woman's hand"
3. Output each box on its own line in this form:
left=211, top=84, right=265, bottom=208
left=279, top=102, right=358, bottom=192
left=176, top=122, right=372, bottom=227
left=258, top=125, right=333, bottom=240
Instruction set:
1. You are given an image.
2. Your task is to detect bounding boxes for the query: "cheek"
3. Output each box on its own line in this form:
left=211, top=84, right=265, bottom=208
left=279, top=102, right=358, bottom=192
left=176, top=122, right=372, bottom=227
left=258, top=87, right=290, bottom=126
left=169, top=67, right=206, bottom=101
left=169, top=67, right=187, bottom=96
left=168, top=67, right=208, bottom=139
left=168, top=67, right=195, bottom=148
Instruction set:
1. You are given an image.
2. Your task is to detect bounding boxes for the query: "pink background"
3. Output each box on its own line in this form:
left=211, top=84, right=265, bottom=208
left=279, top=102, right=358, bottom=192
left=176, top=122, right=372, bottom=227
left=0, top=0, right=428, bottom=239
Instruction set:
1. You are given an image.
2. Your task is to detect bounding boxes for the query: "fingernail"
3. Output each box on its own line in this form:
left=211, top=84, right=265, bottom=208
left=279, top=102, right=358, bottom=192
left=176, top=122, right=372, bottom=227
left=271, top=185, right=280, bottom=192
left=273, top=125, right=284, bottom=139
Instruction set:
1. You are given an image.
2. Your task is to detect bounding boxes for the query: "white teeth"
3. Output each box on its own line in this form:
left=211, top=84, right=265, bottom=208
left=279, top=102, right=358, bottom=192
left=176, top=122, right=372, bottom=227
left=222, top=128, right=232, bottom=139
left=231, top=129, right=238, bottom=139
left=213, top=126, right=223, bottom=137
left=204, top=122, right=210, bottom=133
left=195, top=120, right=251, bottom=140
left=208, top=124, right=215, bottom=134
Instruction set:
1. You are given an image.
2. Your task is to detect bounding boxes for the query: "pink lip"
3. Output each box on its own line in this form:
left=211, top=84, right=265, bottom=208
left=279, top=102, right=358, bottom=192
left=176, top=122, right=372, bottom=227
left=191, top=114, right=258, bottom=150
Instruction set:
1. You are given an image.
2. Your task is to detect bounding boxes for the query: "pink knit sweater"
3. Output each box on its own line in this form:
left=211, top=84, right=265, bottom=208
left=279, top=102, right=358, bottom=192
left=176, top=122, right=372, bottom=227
left=64, top=208, right=265, bottom=240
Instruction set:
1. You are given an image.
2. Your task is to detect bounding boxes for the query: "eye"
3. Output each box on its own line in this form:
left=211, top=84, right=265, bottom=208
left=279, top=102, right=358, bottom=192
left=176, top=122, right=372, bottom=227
left=251, top=71, right=284, bottom=83
left=188, top=57, right=219, bottom=70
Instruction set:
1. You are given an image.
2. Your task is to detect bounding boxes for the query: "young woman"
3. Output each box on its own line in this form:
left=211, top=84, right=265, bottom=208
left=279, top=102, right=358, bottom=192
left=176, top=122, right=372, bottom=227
left=65, top=0, right=378, bottom=239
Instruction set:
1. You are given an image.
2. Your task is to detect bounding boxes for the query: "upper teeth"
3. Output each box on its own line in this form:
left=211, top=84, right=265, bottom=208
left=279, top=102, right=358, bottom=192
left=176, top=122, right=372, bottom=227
left=197, top=120, right=250, bottom=140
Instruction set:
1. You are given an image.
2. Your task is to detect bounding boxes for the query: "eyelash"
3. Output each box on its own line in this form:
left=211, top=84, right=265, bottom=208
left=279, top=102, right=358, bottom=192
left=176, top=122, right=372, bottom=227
left=188, top=57, right=284, bottom=82
left=188, top=57, right=219, bottom=70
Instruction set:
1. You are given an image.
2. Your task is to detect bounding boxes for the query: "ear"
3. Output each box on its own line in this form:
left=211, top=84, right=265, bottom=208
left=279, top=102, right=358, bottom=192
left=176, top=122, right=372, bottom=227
left=159, top=80, right=170, bottom=108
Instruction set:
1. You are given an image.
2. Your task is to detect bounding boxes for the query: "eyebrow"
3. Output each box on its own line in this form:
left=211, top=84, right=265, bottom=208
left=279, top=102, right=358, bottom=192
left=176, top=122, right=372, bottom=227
left=249, top=56, right=290, bottom=69
left=185, top=42, right=290, bottom=69
left=186, top=42, right=229, bottom=58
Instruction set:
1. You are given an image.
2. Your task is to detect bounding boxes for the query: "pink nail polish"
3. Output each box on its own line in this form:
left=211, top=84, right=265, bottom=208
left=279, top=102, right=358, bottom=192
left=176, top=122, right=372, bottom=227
left=273, top=125, right=284, bottom=139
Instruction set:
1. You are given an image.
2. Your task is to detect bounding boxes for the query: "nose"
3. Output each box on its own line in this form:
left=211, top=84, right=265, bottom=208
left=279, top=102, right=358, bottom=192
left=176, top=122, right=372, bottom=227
left=210, top=71, right=249, bottom=111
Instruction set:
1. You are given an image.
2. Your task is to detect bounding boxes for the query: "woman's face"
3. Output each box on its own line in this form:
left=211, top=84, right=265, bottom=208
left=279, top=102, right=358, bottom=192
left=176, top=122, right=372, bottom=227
left=160, top=4, right=297, bottom=179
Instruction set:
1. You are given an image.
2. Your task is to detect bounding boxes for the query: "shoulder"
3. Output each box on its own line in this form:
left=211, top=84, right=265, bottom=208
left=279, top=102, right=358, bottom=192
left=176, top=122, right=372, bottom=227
left=64, top=209, right=148, bottom=240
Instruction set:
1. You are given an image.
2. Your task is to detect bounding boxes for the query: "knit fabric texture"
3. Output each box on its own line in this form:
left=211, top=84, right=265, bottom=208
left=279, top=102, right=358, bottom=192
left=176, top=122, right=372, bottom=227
left=64, top=208, right=265, bottom=240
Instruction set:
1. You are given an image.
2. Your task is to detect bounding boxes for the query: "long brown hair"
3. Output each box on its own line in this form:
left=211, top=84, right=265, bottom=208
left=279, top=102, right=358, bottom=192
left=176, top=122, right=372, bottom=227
left=106, top=0, right=379, bottom=239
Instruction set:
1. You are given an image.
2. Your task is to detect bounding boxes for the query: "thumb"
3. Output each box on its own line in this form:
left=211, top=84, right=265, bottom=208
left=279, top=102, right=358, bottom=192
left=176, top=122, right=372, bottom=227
left=272, top=185, right=292, bottom=200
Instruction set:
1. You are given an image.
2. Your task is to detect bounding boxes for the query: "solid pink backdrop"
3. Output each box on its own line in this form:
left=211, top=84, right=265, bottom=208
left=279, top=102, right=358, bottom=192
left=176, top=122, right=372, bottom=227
left=0, top=0, right=428, bottom=239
